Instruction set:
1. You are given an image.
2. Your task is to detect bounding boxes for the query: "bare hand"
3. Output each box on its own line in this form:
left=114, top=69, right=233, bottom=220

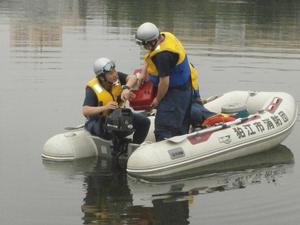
left=135, top=65, right=149, bottom=86
left=136, top=72, right=148, bottom=86
left=151, top=97, right=160, bottom=109
left=105, top=101, right=118, bottom=110
left=121, top=89, right=136, bottom=101
left=195, top=97, right=206, bottom=105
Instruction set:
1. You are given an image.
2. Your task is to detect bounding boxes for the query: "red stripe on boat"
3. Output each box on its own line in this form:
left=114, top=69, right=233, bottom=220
left=188, top=132, right=213, bottom=145
left=265, top=97, right=282, bottom=114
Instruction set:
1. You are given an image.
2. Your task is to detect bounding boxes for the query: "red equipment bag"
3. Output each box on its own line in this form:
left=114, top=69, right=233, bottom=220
left=129, top=80, right=156, bottom=110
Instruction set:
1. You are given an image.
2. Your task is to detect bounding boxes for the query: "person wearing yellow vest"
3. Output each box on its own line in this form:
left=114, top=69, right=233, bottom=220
left=135, top=22, right=193, bottom=141
left=82, top=57, right=150, bottom=144
left=189, top=64, right=216, bottom=128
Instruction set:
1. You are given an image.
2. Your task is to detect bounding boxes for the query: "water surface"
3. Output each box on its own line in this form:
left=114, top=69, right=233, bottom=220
left=0, top=0, right=300, bottom=224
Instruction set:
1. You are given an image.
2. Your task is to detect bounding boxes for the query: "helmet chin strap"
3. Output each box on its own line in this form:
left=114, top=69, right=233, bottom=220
left=149, top=34, right=163, bottom=51
left=98, top=75, right=112, bottom=86
left=149, top=40, right=158, bottom=51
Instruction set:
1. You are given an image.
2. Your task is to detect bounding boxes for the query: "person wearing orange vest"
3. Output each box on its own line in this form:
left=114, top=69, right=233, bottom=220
left=82, top=57, right=150, bottom=144
left=135, top=22, right=192, bottom=141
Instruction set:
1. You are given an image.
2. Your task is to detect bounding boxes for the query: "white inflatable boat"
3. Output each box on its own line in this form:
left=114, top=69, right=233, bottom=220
left=42, top=90, right=297, bottom=179
left=42, top=113, right=156, bottom=161
left=126, top=90, right=297, bottom=180
left=42, top=122, right=155, bottom=161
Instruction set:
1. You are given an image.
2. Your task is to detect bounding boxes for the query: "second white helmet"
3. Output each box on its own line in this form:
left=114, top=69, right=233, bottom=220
left=93, top=57, right=115, bottom=76
left=135, top=22, right=160, bottom=45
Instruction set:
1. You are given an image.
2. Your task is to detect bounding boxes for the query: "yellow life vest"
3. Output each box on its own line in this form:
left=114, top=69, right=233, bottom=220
left=190, top=63, right=200, bottom=97
left=86, top=78, right=123, bottom=115
left=145, top=32, right=187, bottom=76
left=145, top=32, right=199, bottom=92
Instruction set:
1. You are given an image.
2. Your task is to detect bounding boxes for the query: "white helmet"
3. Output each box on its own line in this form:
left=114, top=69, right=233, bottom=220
left=135, top=22, right=160, bottom=45
left=93, top=57, right=115, bottom=76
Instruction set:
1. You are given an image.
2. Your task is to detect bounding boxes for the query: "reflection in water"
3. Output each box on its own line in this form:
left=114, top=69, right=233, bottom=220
left=80, top=159, right=132, bottom=225
left=8, top=0, right=87, bottom=48
left=2, top=0, right=300, bottom=51
left=1, top=0, right=300, bottom=72
left=43, top=145, right=294, bottom=225
left=42, top=157, right=98, bottom=178
left=128, top=145, right=294, bottom=206
left=1, top=0, right=88, bottom=70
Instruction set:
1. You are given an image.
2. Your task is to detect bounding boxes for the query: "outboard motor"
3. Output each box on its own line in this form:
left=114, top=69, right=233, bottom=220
left=104, top=108, right=135, bottom=157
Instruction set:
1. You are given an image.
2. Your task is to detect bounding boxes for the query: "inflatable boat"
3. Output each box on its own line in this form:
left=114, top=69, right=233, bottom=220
left=42, top=118, right=155, bottom=161
left=42, top=90, right=297, bottom=178
left=126, top=90, right=297, bottom=180
left=42, top=108, right=157, bottom=161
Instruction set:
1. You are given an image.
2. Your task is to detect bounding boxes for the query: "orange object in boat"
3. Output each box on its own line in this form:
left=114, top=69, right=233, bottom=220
left=202, top=114, right=236, bottom=127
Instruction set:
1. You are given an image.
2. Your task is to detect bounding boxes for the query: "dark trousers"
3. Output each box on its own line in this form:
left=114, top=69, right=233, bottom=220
left=85, top=112, right=150, bottom=144
left=154, top=85, right=192, bottom=142
left=190, top=102, right=216, bottom=127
